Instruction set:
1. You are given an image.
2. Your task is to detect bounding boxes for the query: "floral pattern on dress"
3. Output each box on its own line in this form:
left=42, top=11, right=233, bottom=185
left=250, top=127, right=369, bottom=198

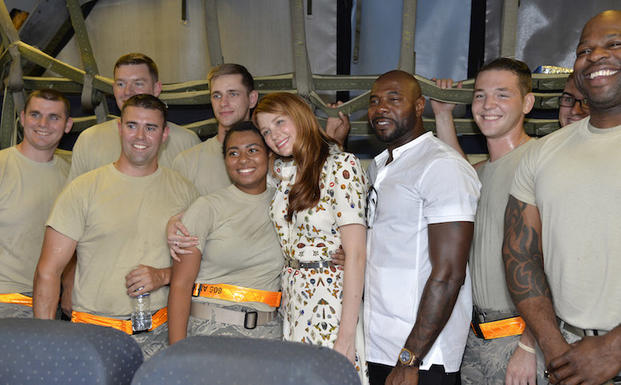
left=271, top=146, right=368, bottom=383
left=271, top=148, right=366, bottom=264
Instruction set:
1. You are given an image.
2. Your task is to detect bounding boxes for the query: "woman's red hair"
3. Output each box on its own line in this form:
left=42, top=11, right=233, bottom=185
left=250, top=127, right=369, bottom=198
left=252, top=93, right=336, bottom=221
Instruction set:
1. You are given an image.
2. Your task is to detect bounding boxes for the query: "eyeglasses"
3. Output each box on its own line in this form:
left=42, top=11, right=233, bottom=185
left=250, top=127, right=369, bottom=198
left=366, top=186, right=377, bottom=228
left=559, top=93, right=589, bottom=109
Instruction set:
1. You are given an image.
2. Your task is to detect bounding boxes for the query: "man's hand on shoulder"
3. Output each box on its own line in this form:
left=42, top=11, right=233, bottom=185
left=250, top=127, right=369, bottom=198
left=547, top=329, right=621, bottom=385
left=385, top=364, right=419, bottom=385
left=125, top=265, right=171, bottom=296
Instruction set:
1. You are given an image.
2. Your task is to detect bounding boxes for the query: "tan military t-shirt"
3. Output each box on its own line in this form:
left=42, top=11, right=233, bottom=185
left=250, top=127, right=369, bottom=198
left=182, top=185, right=283, bottom=312
left=68, top=118, right=200, bottom=181
left=172, top=136, right=231, bottom=195
left=511, top=118, right=621, bottom=330
left=470, top=139, right=536, bottom=313
left=47, top=164, right=198, bottom=317
left=0, top=147, right=69, bottom=293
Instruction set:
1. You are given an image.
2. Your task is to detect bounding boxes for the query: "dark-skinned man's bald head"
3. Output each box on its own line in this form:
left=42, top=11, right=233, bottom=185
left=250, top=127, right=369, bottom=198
left=573, top=10, right=621, bottom=124
left=368, top=70, right=426, bottom=151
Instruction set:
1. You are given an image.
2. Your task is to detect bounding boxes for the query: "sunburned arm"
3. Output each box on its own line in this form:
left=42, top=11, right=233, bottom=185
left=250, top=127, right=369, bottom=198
left=167, top=246, right=202, bottom=345
left=33, top=227, right=77, bottom=319
left=333, top=223, right=366, bottom=364
left=386, top=221, right=472, bottom=385
left=502, top=195, right=569, bottom=365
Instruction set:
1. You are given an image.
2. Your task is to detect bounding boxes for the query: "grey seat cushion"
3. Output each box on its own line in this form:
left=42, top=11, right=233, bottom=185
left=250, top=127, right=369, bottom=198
left=0, top=318, right=143, bottom=385
left=132, top=335, right=360, bottom=385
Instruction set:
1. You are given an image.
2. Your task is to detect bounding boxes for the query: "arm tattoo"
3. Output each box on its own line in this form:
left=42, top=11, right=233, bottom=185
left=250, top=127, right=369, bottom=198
left=502, top=196, right=551, bottom=305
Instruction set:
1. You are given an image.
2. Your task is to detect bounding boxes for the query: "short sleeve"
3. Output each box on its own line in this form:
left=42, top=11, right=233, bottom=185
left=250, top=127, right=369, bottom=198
left=67, top=133, right=88, bottom=182
left=46, top=179, right=88, bottom=241
left=420, top=157, right=480, bottom=224
left=327, top=153, right=367, bottom=227
left=181, top=197, right=217, bottom=254
left=181, top=128, right=200, bottom=147
left=171, top=152, right=191, bottom=181
left=510, top=142, right=539, bottom=206
left=181, top=180, right=199, bottom=207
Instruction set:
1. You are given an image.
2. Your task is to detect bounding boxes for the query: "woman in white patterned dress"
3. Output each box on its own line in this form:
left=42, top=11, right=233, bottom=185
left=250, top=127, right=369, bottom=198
left=253, top=92, right=368, bottom=383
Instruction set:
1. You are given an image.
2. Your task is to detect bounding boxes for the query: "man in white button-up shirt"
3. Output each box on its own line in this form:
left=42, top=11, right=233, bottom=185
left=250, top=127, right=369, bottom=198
left=364, top=70, right=481, bottom=385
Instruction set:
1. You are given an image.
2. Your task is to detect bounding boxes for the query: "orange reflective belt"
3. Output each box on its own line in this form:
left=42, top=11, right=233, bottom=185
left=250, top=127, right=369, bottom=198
left=473, top=316, right=525, bottom=339
left=0, top=293, right=33, bottom=307
left=71, top=307, right=168, bottom=335
left=192, top=283, right=281, bottom=308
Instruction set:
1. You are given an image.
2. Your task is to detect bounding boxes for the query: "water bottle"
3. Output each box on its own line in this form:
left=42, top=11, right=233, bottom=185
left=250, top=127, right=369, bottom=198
left=131, top=292, right=152, bottom=332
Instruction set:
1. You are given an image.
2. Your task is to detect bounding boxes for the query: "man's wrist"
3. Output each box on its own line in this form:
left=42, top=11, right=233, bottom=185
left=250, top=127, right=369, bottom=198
left=398, top=347, right=422, bottom=367
left=161, top=267, right=172, bottom=286
left=603, top=328, right=621, bottom=363
left=518, top=341, right=536, bottom=354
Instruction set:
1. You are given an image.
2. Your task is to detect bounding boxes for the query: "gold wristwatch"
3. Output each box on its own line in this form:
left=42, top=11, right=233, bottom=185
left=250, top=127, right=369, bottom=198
left=398, top=347, right=422, bottom=367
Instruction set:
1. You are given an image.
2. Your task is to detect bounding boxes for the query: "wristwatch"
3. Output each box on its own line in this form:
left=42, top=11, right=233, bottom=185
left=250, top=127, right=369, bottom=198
left=398, top=347, right=422, bottom=367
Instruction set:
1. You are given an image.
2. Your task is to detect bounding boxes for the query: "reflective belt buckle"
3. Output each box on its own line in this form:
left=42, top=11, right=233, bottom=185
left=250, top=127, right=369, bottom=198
left=478, top=316, right=525, bottom=339
left=471, top=321, right=485, bottom=339
left=191, top=284, right=201, bottom=297
left=244, top=311, right=258, bottom=329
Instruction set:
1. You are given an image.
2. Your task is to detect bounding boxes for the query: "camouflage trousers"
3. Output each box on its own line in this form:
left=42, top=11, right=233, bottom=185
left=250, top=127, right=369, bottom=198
left=461, top=328, right=547, bottom=385
left=0, top=302, right=33, bottom=319
left=187, top=304, right=283, bottom=340
left=132, top=322, right=169, bottom=361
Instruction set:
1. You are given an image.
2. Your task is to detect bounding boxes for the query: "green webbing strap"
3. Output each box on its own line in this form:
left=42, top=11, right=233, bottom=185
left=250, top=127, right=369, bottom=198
left=290, top=0, right=314, bottom=98
left=183, top=118, right=218, bottom=138
left=500, top=0, right=519, bottom=58
left=399, top=0, right=417, bottom=73
left=205, top=0, right=224, bottom=68
left=70, top=114, right=116, bottom=133
left=66, top=0, right=108, bottom=122
left=310, top=90, right=370, bottom=117
left=0, top=1, right=19, bottom=47
left=7, top=45, right=25, bottom=115
left=16, top=41, right=113, bottom=94
left=318, top=117, right=560, bottom=138
left=0, top=2, right=21, bottom=149
left=352, top=0, right=362, bottom=64
left=1, top=85, right=16, bottom=150
left=18, top=71, right=570, bottom=110
left=417, top=75, right=472, bottom=104
left=532, top=73, right=570, bottom=90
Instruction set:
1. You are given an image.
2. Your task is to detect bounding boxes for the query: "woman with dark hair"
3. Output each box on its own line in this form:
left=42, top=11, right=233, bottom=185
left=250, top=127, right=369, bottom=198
left=253, top=93, right=368, bottom=382
left=167, top=121, right=283, bottom=344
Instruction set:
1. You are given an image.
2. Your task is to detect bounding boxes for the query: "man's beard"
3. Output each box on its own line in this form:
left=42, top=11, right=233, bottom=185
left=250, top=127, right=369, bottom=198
left=372, top=117, right=410, bottom=143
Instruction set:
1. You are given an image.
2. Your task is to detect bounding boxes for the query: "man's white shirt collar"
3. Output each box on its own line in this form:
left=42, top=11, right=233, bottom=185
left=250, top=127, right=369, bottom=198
left=373, top=132, right=434, bottom=168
